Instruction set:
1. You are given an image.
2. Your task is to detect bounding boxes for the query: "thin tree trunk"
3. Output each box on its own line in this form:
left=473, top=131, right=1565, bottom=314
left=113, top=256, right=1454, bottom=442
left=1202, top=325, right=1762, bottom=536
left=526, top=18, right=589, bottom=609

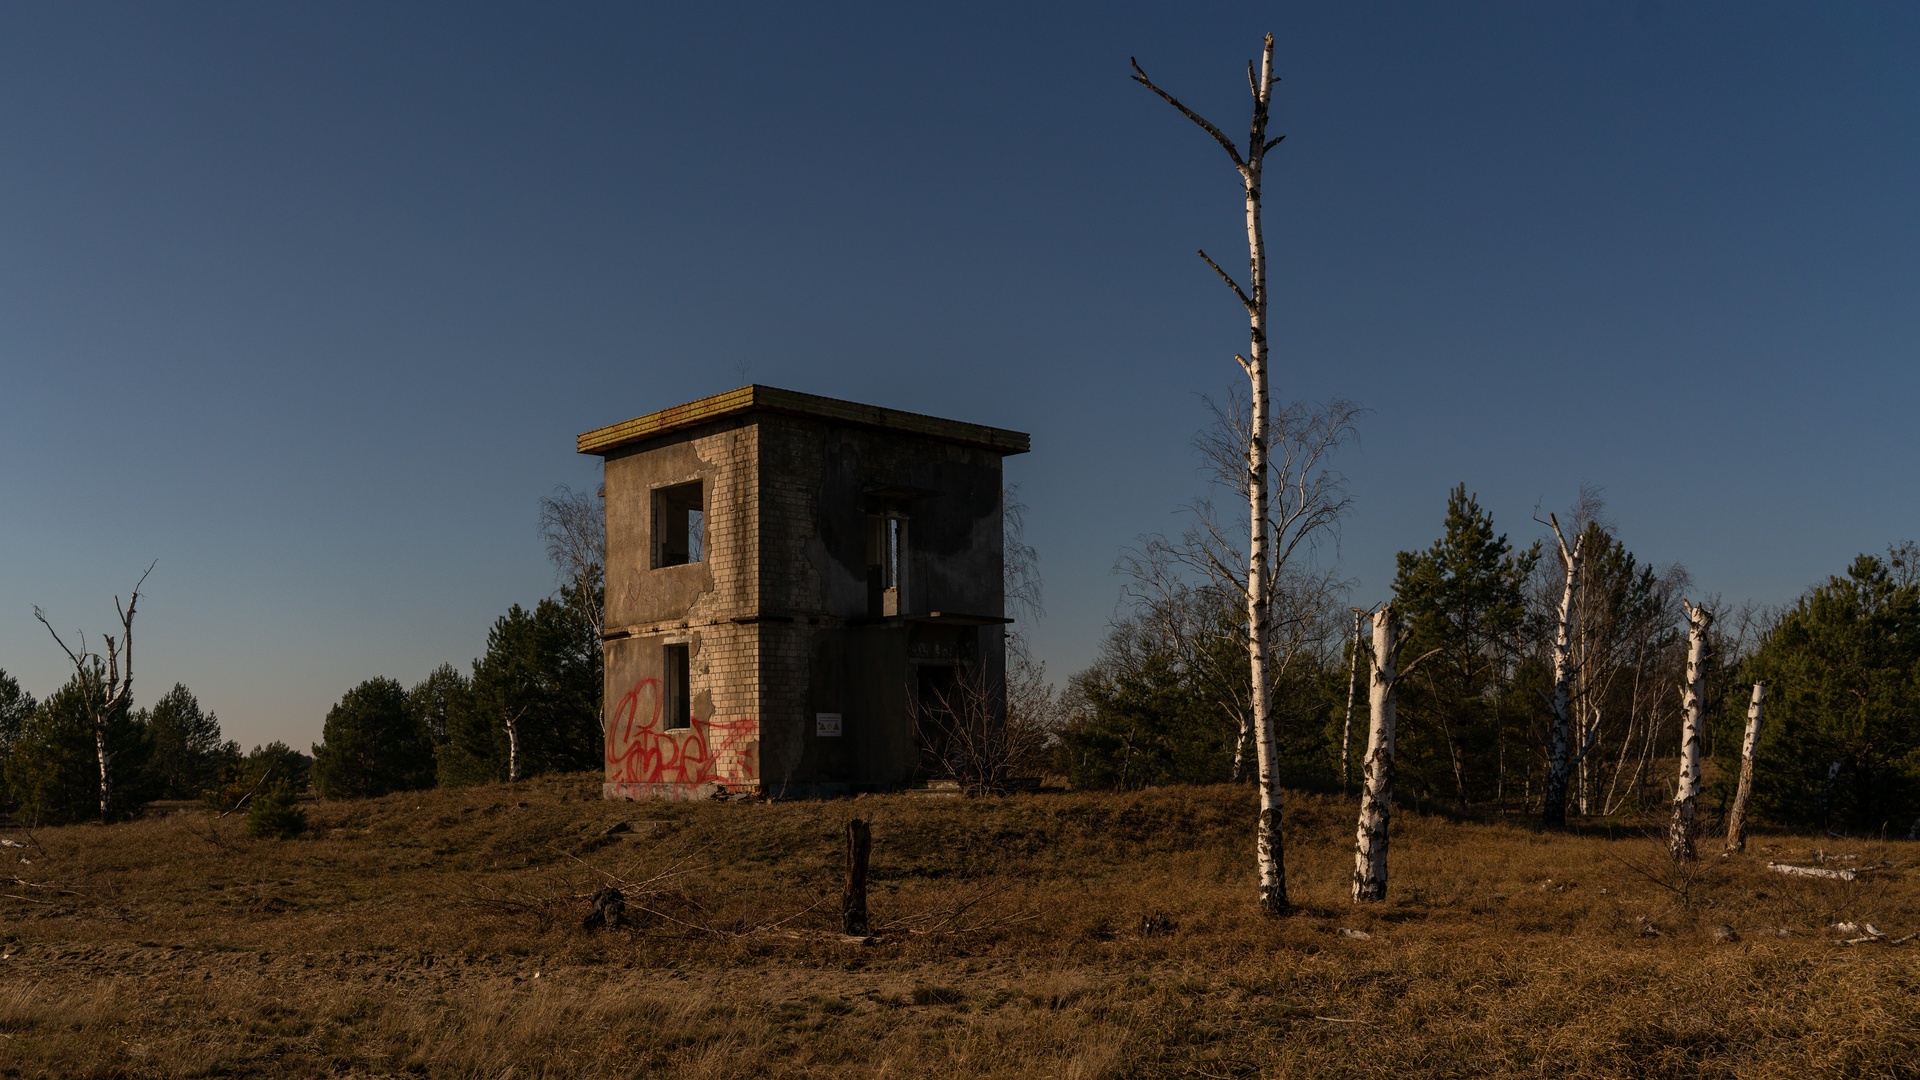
left=1230, top=708, right=1253, bottom=784
left=1669, top=601, right=1711, bottom=862
left=1238, top=40, right=1284, bottom=917
left=1353, top=604, right=1400, bottom=902
left=95, top=725, right=113, bottom=823
left=1817, top=759, right=1844, bottom=833
left=1725, top=681, right=1766, bottom=852
left=1541, top=516, right=1584, bottom=828
left=505, top=708, right=523, bottom=783
left=1340, top=608, right=1363, bottom=793
left=1603, top=644, right=1647, bottom=815
left=1134, top=32, right=1287, bottom=915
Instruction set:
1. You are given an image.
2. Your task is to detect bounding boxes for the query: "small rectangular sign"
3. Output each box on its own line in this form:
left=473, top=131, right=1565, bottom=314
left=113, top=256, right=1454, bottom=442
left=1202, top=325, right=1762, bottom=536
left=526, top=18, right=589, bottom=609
left=815, top=713, right=843, bottom=737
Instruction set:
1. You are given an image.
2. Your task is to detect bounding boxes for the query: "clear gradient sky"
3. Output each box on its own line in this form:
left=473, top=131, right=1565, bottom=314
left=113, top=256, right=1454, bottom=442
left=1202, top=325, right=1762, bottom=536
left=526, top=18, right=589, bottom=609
left=3, top=3, right=1916, bottom=750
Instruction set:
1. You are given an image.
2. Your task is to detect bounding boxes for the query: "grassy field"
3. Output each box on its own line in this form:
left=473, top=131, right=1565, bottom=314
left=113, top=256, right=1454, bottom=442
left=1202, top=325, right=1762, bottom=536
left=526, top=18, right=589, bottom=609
left=2, top=776, right=1917, bottom=1079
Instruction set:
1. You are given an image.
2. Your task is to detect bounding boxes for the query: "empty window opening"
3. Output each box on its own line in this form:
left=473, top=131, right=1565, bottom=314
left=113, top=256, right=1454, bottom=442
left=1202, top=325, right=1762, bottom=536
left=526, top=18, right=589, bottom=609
left=654, top=481, right=705, bottom=568
left=664, top=644, right=691, bottom=730
left=866, top=513, right=908, bottom=617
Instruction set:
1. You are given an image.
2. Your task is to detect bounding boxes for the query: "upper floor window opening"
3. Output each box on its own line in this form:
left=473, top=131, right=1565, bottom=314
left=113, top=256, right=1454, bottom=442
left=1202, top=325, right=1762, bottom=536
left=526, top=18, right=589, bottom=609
left=653, top=481, right=705, bottom=568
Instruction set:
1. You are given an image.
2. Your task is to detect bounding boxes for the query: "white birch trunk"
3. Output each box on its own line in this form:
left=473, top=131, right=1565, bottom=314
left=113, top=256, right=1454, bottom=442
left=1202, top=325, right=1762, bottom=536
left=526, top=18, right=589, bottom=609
left=95, top=726, right=112, bottom=822
left=1725, top=681, right=1766, bottom=853
left=1241, top=39, right=1285, bottom=917
left=1669, top=600, right=1711, bottom=862
left=1230, top=709, right=1253, bottom=784
left=1541, top=516, right=1583, bottom=828
left=1353, top=604, right=1399, bottom=902
left=1340, top=609, right=1363, bottom=792
left=505, top=710, right=522, bottom=783
left=1133, top=34, right=1286, bottom=913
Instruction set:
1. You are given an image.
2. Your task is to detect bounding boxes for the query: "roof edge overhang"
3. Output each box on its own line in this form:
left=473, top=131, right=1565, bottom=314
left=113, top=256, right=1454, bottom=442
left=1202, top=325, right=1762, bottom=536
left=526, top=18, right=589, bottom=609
left=576, top=385, right=1031, bottom=457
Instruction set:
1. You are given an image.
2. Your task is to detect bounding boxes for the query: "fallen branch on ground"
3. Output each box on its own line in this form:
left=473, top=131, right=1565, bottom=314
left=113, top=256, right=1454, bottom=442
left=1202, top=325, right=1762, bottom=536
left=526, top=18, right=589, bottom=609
left=872, top=883, right=1040, bottom=937
left=1771, top=862, right=1870, bottom=882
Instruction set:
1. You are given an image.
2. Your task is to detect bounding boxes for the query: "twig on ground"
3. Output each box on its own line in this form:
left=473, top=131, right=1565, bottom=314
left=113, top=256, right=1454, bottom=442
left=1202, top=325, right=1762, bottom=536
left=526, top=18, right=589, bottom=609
left=872, top=883, right=1039, bottom=937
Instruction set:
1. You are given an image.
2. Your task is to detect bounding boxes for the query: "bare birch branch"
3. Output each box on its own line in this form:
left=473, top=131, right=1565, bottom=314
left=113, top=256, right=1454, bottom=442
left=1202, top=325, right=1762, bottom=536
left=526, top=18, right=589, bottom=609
left=1130, top=59, right=1249, bottom=173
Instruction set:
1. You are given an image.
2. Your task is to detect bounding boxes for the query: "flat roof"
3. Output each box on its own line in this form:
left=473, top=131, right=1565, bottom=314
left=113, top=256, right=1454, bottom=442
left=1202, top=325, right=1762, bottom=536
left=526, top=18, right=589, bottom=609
left=576, top=385, right=1031, bottom=457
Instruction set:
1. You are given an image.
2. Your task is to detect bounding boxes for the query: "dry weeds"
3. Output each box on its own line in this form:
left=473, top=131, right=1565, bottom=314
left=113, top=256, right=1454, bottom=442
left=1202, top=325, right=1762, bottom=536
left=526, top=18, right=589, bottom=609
left=2, top=776, right=1917, bottom=1078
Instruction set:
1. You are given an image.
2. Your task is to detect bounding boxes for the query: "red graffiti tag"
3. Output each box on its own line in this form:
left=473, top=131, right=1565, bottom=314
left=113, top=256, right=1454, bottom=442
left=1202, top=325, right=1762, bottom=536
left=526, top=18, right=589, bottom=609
left=608, top=677, right=757, bottom=786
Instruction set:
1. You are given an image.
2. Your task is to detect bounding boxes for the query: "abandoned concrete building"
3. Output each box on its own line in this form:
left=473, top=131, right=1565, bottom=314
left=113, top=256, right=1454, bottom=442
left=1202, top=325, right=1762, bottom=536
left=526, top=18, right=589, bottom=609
left=577, top=385, right=1031, bottom=799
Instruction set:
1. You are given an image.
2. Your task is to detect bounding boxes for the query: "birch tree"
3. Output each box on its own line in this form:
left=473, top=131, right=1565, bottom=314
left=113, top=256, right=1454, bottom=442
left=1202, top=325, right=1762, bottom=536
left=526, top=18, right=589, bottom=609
left=1133, top=32, right=1294, bottom=915
left=32, top=563, right=153, bottom=823
left=1669, top=600, right=1712, bottom=862
left=1538, top=513, right=1586, bottom=828
left=504, top=705, right=526, bottom=783
left=1524, top=518, right=1690, bottom=818
left=1725, top=680, right=1766, bottom=853
left=539, top=484, right=606, bottom=730
left=1352, top=603, right=1437, bottom=902
left=1340, top=608, right=1364, bottom=792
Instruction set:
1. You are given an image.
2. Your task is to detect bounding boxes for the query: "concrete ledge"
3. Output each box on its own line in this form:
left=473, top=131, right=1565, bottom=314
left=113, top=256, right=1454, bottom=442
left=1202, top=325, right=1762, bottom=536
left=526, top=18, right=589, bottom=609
left=578, top=384, right=1031, bottom=457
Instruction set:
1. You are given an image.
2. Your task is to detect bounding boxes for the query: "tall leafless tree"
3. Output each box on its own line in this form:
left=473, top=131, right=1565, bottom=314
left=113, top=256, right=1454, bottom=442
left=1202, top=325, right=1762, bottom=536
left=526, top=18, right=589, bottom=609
left=539, top=483, right=606, bottom=728
left=33, top=563, right=155, bottom=823
left=1122, top=389, right=1356, bottom=910
left=1135, top=32, right=1296, bottom=914
left=1001, top=483, right=1069, bottom=776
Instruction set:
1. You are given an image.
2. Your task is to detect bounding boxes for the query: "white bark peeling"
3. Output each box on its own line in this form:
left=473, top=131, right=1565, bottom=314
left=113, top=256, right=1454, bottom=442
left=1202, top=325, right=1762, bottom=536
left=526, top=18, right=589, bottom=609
left=1541, top=515, right=1584, bottom=828
left=1670, top=600, right=1711, bottom=862
left=1353, top=604, right=1401, bottom=903
left=1726, top=681, right=1766, bottom=853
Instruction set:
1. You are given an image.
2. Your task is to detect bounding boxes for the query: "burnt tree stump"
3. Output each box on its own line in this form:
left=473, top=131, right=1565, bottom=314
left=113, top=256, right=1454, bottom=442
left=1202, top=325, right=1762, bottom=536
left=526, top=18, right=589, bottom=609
left=842, top=818, right=871, bottom=935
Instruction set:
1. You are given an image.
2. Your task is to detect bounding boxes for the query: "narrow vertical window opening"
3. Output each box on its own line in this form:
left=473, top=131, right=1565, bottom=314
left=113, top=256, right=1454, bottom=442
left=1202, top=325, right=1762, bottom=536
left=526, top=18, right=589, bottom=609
left=664, top=643, right=691, bottom=730
left=884, top=516, right=908, bottom=616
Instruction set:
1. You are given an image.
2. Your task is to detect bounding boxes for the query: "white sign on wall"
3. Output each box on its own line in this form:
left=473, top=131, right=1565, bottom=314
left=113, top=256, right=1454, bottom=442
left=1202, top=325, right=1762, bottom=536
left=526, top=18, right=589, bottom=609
left=815, top=713, right=843, bottom=737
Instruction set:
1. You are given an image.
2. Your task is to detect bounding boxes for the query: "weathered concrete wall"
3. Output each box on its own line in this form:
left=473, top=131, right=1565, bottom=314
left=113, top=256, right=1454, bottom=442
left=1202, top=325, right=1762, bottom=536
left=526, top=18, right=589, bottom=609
left=602, top=419, right=762, bottom=799
left=600, top=407, right=1008, bottom=800
left=756, top=414, right=1007, bottom=795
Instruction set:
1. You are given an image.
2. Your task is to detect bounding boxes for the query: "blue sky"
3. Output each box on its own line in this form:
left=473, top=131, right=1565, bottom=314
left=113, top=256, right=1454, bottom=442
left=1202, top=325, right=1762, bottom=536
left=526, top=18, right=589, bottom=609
left=3, top=2, right=1916, bottom=749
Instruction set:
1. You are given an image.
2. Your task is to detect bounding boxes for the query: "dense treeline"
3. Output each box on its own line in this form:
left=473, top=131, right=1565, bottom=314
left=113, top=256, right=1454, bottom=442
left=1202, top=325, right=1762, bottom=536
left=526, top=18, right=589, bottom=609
left=309, top=582, right=604, bottom=801
left=0, top=670, right=311, bottom=827
left=1060, top=485, right=1920, bottom=836
left=0, top=583, right=600, bottom=823
left=3, top=488, right=607, bottom=822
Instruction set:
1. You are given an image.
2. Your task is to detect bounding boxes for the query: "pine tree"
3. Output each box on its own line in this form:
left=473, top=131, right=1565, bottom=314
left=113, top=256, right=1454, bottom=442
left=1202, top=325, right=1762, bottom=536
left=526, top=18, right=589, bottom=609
left=1735, top=554, right=1920, bottom=833
left=145, top=683, right=236, bottom=800
left=439, top=595, right=601, bottom=787
left=311, top=678, right=435, bottom=799
left=1390, top=486, right=1539, bottom=809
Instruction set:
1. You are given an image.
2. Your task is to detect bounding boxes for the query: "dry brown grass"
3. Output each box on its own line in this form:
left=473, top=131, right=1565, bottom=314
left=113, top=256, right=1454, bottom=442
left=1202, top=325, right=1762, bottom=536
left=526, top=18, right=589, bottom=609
left=2, top=776, right=1918, bottom=1078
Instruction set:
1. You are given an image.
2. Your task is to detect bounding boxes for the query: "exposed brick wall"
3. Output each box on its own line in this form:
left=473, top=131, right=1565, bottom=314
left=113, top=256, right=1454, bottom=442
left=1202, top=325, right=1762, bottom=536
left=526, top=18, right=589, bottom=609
left=603, top=422, right=765, bottom=799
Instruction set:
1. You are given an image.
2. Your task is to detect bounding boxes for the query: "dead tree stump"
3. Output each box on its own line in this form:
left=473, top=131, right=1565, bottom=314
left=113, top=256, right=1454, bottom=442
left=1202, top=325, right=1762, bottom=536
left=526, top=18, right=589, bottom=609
left=583, top=885, right=625, bottom=931
left=842, top=818, right=871, bottom=935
